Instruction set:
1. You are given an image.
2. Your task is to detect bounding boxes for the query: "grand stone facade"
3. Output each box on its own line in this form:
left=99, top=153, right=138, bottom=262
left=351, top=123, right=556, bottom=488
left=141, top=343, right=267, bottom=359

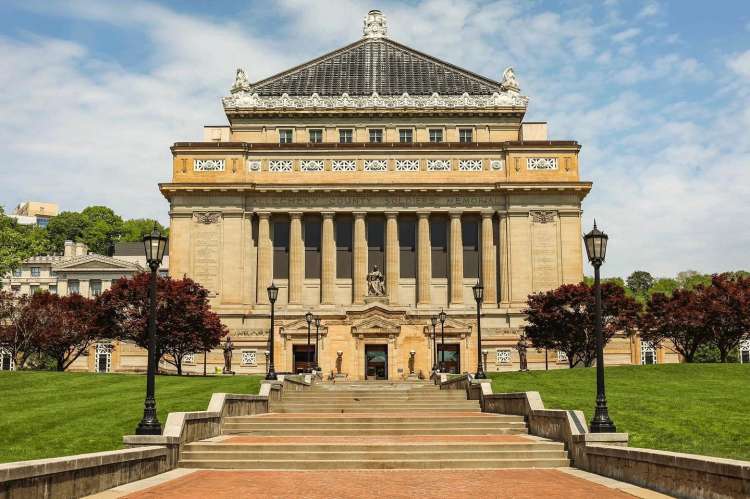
left=159, top=11, right=677, bottom=379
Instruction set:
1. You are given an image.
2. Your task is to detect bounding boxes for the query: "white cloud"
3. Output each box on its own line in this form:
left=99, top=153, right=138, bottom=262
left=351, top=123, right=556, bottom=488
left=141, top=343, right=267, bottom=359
left=612, top=27, right=640, bottom=43
left=637, top=1, right=661, bottom=19
left=727, top=50, right=750, bottom=80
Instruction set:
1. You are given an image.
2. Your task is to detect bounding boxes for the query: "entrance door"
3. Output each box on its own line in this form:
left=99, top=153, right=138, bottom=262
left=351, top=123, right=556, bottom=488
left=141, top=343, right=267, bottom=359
left=365, top=345, right=388, bottom=380
left=438, top=344, right=460, bottom=374
left=293, top=345, right=315, bottom=373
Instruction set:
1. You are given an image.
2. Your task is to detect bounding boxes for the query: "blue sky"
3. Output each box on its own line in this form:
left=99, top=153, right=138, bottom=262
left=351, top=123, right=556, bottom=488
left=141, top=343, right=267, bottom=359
left=0, top=0, right=748, bottom=278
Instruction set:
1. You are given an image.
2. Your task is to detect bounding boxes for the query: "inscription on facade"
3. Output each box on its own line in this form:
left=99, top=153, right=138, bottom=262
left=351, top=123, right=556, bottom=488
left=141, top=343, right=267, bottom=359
left=254, top=193, right=503, bottom=209
left=532, top=219, right=559, bottom=292
left=193, top=222, right=220, bottom=292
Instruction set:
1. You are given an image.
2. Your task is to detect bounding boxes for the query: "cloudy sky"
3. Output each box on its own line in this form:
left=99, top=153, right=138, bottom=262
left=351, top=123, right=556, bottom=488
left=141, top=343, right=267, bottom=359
left=0, top=0, right=748, bottom=278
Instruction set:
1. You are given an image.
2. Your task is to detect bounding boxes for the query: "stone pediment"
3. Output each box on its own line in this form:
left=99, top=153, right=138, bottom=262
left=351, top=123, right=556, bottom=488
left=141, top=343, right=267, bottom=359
left=279, top=318, right=329, bottom=339
left=53, top=255, right=143, bottom=273
left=422, top=316, right=473, bottom=337
left=346, top=305, right=405, bottom=338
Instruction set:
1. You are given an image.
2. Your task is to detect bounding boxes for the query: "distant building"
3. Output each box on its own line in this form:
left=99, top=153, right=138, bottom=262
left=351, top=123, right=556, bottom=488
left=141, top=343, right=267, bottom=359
left=11, top=201, right=59, bottom=228
left=113, top=241, right=169, bottom=276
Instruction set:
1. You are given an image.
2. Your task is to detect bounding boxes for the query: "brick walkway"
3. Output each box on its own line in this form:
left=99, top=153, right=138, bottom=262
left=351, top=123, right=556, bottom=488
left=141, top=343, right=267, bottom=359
left=122, top=469, right=636, bottom=499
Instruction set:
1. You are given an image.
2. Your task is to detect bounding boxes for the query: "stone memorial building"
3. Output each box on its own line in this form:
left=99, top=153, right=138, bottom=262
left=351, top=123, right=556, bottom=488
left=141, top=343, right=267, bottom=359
left=159, top=11, right=672, bottom=378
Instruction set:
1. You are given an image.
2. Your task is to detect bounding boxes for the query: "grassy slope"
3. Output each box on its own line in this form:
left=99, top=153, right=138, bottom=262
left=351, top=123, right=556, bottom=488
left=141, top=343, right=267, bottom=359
left=0, top=372, right=261, bottom=463
left=489, top=364, right=750, bottom=461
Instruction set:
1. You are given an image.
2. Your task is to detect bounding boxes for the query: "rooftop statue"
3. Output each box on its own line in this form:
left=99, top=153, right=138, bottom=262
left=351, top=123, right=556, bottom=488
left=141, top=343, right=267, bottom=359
left=231, top=68, right=251, bottom=94
left=500, top=66, right=520, bottom=93
left=363, top=9, right=388, bottom=38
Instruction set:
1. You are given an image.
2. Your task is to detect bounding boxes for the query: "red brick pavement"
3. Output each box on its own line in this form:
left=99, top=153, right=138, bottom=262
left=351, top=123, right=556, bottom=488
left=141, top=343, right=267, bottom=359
left=124, top=469, right=634, bottom=499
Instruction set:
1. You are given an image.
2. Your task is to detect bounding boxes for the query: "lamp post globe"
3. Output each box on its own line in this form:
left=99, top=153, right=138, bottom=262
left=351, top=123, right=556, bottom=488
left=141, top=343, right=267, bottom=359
left=135, top=225, right=167, bottom=436
left=266, top=283, right=278, bottom=380
left=305, top=312, right=314, bottom=373
left=583, top=221, right=616, bottom=433
left=472, top=282, right=486, bottom=379
left=438, top=309, right=447, bottom=373
left=430, top=315, right=438, bottom=372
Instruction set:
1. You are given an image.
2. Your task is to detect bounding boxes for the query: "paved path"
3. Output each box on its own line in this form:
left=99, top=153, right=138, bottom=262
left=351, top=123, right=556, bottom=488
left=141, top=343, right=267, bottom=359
left=92, top=468, right=669, bottom=499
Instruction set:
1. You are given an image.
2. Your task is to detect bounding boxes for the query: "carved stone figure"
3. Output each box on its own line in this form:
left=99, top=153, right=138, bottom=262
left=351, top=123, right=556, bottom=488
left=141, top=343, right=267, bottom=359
left=222, top=337, right=234, bottom=374
left=367, top=265, right=386, bottom=296
left=363, top=9, right=387, bottom=38
left=517, top=336, right=528, bottom=371
left=231, top=68, right=251, bottom=93
left=500, top=66, right=520, bottom=93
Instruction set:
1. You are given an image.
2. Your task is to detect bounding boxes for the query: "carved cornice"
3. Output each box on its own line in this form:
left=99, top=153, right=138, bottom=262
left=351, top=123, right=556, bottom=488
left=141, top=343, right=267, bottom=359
left=223, top=91, right=528, bottom=111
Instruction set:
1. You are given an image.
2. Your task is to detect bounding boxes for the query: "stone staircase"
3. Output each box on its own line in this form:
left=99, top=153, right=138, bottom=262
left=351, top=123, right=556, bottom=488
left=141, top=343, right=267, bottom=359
left=178, top=381, right=570, bottom=470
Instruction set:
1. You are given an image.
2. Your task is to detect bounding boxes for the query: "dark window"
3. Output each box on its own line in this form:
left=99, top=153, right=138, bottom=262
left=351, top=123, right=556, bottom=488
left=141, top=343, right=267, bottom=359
left=339, top=129, right=353, bottom=143
left=742, top=349, right=750, bottom=364
left=367, top=216, right=385, bottom=274
left=335, top=216, right=353, bottom=279
left=429, top=129, right=443, bottom=143
left=459, top=128, right=473, bottom=143
left=309, top=129, right=322, bottom=143
left=272, top=219, right=289, bottom=279
left=437, top=344, right=461, bottom=374
left=399, top=217, right=416, bottom=278
left=369, top=129, right=383, bottom=143
left=399, top=129, right=413, bottom=143
left=31, top=267, right=40, bottom=277
left=462, top=217, right=480, bottom=278
left=304, top=216, right=321, bottom=279
left=279, top=129, right=293, bottom=144
left=430, top=218, right=448, bottom=278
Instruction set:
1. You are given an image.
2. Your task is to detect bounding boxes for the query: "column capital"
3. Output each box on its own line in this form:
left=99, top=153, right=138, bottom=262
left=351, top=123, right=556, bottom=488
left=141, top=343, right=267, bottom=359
left=417, top=211, right=431, bottom=219
left=449, top=211, right=463, bottom=219
left=481, top=211, right=494, bottom=219
left=353, top=211, right=367, bottom=220
left=321, top=211, right=336, bottom=219
left=289, top=211, right=303, bottom=219
left=256, top=211, right=271, bottom=219
left=385, top=211, right=398, bottom=219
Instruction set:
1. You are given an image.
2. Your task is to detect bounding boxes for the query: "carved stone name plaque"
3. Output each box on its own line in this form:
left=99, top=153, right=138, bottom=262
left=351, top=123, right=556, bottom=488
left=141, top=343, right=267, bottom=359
left=531, top=214, right=559, bottom=291
left=193, top=219, right=220, bottom=292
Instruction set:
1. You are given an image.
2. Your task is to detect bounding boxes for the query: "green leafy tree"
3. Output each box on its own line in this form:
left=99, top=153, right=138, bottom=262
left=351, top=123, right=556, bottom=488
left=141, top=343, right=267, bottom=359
left=81, top=206, right=123, bottom=255
left=46, top=211, right=88, bottom=252
left=121, top=219, right=168, bottom=242
left=626, top=270, right=654, bottom=296
left=649, top=278, right=679, bottom=297
left=0, top=208, right=51, bottom=278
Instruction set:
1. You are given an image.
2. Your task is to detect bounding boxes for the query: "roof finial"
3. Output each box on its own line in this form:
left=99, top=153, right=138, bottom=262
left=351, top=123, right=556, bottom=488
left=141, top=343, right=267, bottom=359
left=500, top=67, right=520, bottom=93
left=363, top=10, right=387, bottom=39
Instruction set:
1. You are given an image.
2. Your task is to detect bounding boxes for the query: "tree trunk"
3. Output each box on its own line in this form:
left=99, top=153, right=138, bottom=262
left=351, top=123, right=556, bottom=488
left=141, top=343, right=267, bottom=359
left=56, top=357, right=65, bottom=371
left=719, top=348, right=729, bottom=363
left=176, top=360, right=182, bottom=375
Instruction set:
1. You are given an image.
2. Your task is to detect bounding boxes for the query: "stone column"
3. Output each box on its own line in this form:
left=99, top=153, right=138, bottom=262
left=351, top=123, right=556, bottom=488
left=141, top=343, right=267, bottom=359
left=481, top=211, right=497, bottom=305
left=417, top=211, right=431, bottom=305
left=498, top=212, right=510, bottom=305
left=353, top=211, right=367, bottom=304
left=449, top=212, right=464, bottom=305
left=256, top=212, right=272, bottom=304
left=385, top=211, right=399, bottom=304
left=321, top=212, right=336, bottom=304
left=288, top=212, right=304, bottom=305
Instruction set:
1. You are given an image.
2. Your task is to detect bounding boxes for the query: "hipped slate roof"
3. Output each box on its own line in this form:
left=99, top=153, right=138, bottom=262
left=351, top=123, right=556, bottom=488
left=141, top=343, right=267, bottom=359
left=248, top=38, right=503, bottom=97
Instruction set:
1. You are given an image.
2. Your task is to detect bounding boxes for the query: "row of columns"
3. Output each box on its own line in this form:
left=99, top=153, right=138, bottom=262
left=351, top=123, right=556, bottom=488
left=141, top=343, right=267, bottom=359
left=255, top=211, right=500, bottom=307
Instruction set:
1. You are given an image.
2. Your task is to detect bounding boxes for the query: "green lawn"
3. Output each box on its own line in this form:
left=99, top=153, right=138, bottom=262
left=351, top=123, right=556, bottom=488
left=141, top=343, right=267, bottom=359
left=489, top=364, right=750, bottom=461
left=0, top=372, right=262, bottom=463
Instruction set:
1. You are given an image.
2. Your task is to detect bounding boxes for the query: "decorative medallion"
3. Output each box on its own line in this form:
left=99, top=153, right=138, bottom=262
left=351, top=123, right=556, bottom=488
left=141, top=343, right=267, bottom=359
left=527, top=158, right=558, bottom=170
left=364, top=159, right=387, bottom=172
left=193, top=212, right=222, bottom=224
left=458, top=159, right=482, bottom=171
left=490, top=159, right=504, bottom=171
left=193, top=159, right=225, bottom=172
left=247, top=160, right=261, bottom=172
left=427, top=159, right=451, bottom=171
left=301, top=159, right=324, bottom=172
left=530, top=211, right=556, bottom=224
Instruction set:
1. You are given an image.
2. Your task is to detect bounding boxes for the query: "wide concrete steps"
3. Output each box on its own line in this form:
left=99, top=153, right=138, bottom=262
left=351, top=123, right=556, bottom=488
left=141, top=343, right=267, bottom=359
left=231, top=414, right=524, bottom=424
left=178, top=457, right=569, bottom=470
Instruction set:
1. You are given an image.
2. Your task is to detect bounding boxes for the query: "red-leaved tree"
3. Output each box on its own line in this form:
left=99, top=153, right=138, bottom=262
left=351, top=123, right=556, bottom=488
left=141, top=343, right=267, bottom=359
left=699, top=274, right=750, bottom=362
left=639, top=289, right=709, bottom=362
left=99, top=273, right=226, bottom=374
left=523, top=282, right=641, bottom=367
left=0, top=291, right=50, bottom=369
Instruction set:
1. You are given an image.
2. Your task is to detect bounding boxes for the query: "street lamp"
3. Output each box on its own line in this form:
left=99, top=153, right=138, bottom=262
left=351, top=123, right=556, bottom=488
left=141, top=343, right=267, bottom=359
left=135, top=226, right=167, bottom=435
left=266, top=283, right=278, bottom=380
left=472, top=281, right=486, bottom=379
left=305, top=312, right=314, bottom=373
left=430, top=316, right=438, bottom=372
left=438, top=309, right=447, bottom=373
left=584, top=221, right=616, bottom=433
left=314, top=316, right=321, bottom=371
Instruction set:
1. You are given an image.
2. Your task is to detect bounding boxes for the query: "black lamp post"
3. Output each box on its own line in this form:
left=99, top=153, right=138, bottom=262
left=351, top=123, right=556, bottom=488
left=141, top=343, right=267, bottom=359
left=438, top=309, right=447, bottom=372
left=472, top=282, right=486, bottom=379
left=314, top=316, right=321, bottom=371
left=304, top=312, right=313, bottom=373
left=584, top=221, right=616, bottom=433
left=135, top=226, right=167, bottom=435
left=430, top=316, right=438, bottom=372
left=266, top=283, right=278, bottom=380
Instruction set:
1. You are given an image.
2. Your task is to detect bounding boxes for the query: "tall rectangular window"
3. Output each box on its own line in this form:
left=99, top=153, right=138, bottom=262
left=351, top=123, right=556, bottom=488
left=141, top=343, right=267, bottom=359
left=309, top=129, right=322, bottom=143
left=304, top=216, right=321, bottom=279
left=399, top=217, right=416, bottom=278
left=12, top=268, right=21, bottom=277
left=68, top=280, right=80, bottom=295
left=462, top=217, right=480, bottom=278
left=335, top=216, right=353, bottom=279
left=399, top=129, right=413, bottom=143
left=279, top=129, right=293, bottom=144
left=369, top=129, right=383, bottom=143
left=90, top=280, right=102, bottom=297
left=272, top=219, right=290, bottom=279
left=31, top=267, right=40, bottom=277
left=459, top=128, right=473, bottom=143
left=430, top=218, right=448, bottom=278
left=367, top=216, right=385, bottom=274
left=429, top=129, right=443, bottom=143
left=339, top=129, right=353, bottom=143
